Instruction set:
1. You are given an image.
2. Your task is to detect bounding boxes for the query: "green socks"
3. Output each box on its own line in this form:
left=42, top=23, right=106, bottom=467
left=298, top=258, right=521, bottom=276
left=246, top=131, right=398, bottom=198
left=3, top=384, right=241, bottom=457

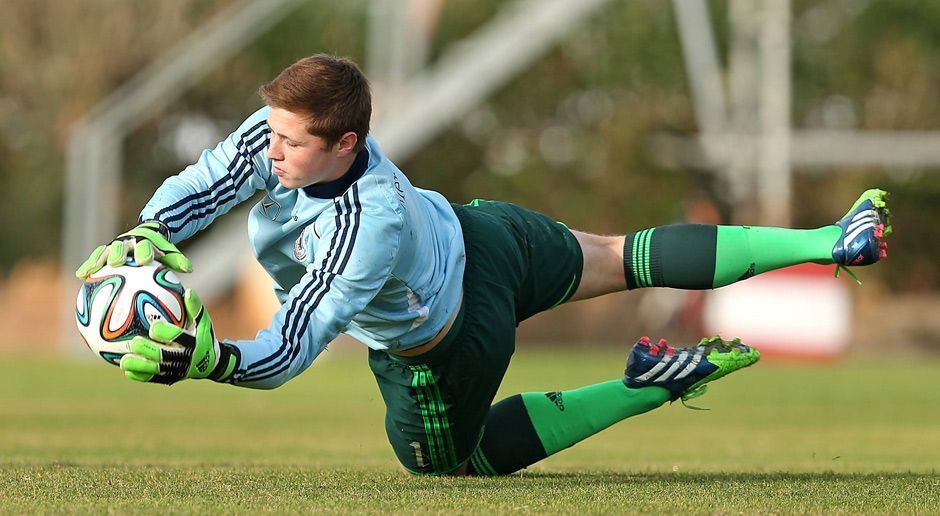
left=623, top=224, right=842, bottom=290
left=713, top=225, right=841, bottom=286
left=469, top=381, right=670, bottom=475
left=520, top=381, right=671, bottom=455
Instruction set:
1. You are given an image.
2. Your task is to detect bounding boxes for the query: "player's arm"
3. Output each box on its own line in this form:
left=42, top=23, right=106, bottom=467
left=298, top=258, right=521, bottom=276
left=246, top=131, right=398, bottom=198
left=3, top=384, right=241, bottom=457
left=76, top=107, right=274, bottom=279
left=120, top=185, right=403, bottom=388
left=227, top=187, right=403, bottom=389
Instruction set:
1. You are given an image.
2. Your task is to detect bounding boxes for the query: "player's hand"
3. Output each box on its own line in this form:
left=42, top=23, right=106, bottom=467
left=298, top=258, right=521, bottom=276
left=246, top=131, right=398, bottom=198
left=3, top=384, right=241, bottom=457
left=119, top=288, right=236, bottom=385
left=75, top=221, right=192, bottom=279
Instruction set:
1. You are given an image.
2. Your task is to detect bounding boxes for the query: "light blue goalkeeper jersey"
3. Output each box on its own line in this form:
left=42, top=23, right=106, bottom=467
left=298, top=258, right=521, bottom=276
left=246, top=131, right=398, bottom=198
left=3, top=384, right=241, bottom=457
left=139, top=106, right=465, bottom=388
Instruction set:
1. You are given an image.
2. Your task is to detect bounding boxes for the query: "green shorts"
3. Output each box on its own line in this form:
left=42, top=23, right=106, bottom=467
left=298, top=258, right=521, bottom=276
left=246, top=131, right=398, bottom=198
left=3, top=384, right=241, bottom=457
left=367, top=200, right=583, bottom=474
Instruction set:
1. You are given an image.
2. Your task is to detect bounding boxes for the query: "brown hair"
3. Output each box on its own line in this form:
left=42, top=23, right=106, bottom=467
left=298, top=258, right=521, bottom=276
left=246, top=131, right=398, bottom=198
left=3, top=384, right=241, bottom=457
left=259, top=54, right=371, bottom=152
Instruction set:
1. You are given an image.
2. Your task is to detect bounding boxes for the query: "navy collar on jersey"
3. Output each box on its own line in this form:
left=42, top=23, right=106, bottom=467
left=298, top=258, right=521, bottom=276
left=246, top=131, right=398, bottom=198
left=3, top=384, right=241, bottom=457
left=303, top=147, right=369, bottom=199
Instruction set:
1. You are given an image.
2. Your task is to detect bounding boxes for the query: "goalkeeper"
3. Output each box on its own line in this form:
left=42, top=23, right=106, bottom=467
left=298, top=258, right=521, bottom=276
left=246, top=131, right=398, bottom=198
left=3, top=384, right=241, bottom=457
left=76, top=54, right=892, bottom=476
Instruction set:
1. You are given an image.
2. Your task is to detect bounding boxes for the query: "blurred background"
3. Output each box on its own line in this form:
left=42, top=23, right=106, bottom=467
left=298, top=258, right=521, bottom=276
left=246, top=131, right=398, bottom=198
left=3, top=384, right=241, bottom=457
left=1, top=0, right=939, bottom=359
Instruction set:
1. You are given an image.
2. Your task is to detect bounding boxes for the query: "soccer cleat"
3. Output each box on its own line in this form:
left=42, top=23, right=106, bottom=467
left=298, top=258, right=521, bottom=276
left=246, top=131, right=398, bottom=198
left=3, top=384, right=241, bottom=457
left=831, top=189, right=892, bottom=278
left=623, top=336, right=760, bottom=406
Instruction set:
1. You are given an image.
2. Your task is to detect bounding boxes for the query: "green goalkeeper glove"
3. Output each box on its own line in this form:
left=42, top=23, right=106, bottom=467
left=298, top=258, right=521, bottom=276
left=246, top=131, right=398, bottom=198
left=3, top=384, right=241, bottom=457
left=120, top=288, right=239, bottom=385
left=75, top=221, right=192, bottom=279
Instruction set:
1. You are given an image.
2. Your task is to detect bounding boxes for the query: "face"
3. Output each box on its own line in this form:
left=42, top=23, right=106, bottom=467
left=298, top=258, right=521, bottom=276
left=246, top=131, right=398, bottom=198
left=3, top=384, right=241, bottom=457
left=266, top=107, right=357, bottom=189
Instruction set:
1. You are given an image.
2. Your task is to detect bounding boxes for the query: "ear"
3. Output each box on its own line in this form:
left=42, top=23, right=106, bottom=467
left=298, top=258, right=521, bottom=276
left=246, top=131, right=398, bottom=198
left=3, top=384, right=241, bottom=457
left=335, top=131, right=359, bottom=156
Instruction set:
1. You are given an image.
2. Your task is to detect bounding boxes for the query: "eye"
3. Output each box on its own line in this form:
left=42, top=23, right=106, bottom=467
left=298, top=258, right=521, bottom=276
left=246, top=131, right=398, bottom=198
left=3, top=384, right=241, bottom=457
left=286, top=141, right=299, bottom=148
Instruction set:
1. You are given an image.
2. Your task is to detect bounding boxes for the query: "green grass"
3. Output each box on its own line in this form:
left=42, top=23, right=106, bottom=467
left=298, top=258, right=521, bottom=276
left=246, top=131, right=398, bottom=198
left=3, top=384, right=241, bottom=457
left=2, top=346, right=939, bottom=513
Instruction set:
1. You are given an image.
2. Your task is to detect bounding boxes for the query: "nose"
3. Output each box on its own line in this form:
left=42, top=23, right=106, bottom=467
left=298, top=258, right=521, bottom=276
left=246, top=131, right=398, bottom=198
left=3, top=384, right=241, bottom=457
left=267, top=138, right=283, bottom=161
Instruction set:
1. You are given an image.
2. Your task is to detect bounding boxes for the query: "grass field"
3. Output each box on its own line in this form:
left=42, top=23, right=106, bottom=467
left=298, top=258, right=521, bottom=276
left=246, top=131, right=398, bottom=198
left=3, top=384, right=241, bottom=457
left=2, top=345, right=939, bottom=513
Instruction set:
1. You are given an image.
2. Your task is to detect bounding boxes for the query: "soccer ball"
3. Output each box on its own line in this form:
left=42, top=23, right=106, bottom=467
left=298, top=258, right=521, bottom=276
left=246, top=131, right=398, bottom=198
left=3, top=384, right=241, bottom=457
left=75, top=262, right=186, bottom=365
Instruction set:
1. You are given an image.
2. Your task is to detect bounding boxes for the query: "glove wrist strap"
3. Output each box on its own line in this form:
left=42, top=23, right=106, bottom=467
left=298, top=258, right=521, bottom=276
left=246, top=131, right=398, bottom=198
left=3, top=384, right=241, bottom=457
left=138, top=219, right=172, bottom=239
left=209, top=343, right=240, bottom=382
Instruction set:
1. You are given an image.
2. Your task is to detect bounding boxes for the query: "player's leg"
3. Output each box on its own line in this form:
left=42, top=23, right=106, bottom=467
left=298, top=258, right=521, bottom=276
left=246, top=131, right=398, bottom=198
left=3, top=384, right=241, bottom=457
left=368, top=340, right=506, bottom=477
left=468, top=379, right=669, bottom=476
left=566, top=231, right=625, bottom=301
left=367, top=201, right=538, bottom=476
left=570, top=188, right=892, bottom=301
left=455, top=200, right=762, bottom=476
left=467, top=335, right=758, bottom=476
left=367, top=294, right=518, bottom=477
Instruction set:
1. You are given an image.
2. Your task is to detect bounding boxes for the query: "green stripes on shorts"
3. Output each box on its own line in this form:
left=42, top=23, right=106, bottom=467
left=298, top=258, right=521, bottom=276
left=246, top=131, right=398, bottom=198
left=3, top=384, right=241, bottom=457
left=409, top=364, right=458, bottom=472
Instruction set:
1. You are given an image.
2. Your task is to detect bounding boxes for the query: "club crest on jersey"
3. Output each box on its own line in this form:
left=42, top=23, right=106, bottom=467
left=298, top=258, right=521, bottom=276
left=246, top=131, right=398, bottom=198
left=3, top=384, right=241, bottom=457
left=260, top=195, right=281, bottom=220
left=294, top=224, right=315, bottom=262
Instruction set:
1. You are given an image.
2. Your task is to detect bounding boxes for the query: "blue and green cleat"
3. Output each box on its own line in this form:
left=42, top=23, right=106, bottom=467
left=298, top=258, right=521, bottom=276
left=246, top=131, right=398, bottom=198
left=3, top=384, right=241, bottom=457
left=624, top=336, right=760, bottom=407
left=832, top=189, right=891, bottom=281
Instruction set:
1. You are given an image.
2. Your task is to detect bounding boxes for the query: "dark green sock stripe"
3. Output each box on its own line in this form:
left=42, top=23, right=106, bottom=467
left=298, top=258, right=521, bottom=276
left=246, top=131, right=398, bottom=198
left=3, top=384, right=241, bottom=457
left=635, top=229, right=653, bottom=287
left=625, top=225, right=718, bottom=290
left=632, top=231, right=643, bottom=287
left=475, top=395, right=546, bottom=475
left=643, top=228, right=655, bottom=287
left=469, top=453, right=483, bottom=475
left=471, top=447, right=499, bottom=476
left=633, top=231, right=643, bottom=287
left=623, top=233, right=637, bottom=289
left=469, top=451, right=482, bottom=474
left=638, top=230, right=647, bottom=287
left=477, top=449, right=498, bottom=476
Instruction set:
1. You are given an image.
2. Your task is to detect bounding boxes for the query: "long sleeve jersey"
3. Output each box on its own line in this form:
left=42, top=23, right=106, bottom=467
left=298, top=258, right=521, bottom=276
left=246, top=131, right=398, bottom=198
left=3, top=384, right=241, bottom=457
left=139, top=107, right=465, bottom=389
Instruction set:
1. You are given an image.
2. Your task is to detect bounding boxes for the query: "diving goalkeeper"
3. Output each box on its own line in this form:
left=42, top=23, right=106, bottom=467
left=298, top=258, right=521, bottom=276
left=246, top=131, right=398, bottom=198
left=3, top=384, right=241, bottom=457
left=76, top=54, right=891, bottom=476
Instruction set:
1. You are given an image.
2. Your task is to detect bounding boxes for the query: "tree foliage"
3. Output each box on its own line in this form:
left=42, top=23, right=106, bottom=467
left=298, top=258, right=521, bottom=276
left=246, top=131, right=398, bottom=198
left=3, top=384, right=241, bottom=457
left=0, top=0, right=937, bottom=289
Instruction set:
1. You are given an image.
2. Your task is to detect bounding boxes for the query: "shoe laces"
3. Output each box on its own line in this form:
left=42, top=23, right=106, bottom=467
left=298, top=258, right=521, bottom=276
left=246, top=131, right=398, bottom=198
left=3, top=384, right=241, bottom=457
left=695, top=335, right=737, bottom=352
left=678, top=336, right=737, bottom=410
left=679, top=385, right=710, bottom=411
left=834, top=264, right=863, bottom=285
